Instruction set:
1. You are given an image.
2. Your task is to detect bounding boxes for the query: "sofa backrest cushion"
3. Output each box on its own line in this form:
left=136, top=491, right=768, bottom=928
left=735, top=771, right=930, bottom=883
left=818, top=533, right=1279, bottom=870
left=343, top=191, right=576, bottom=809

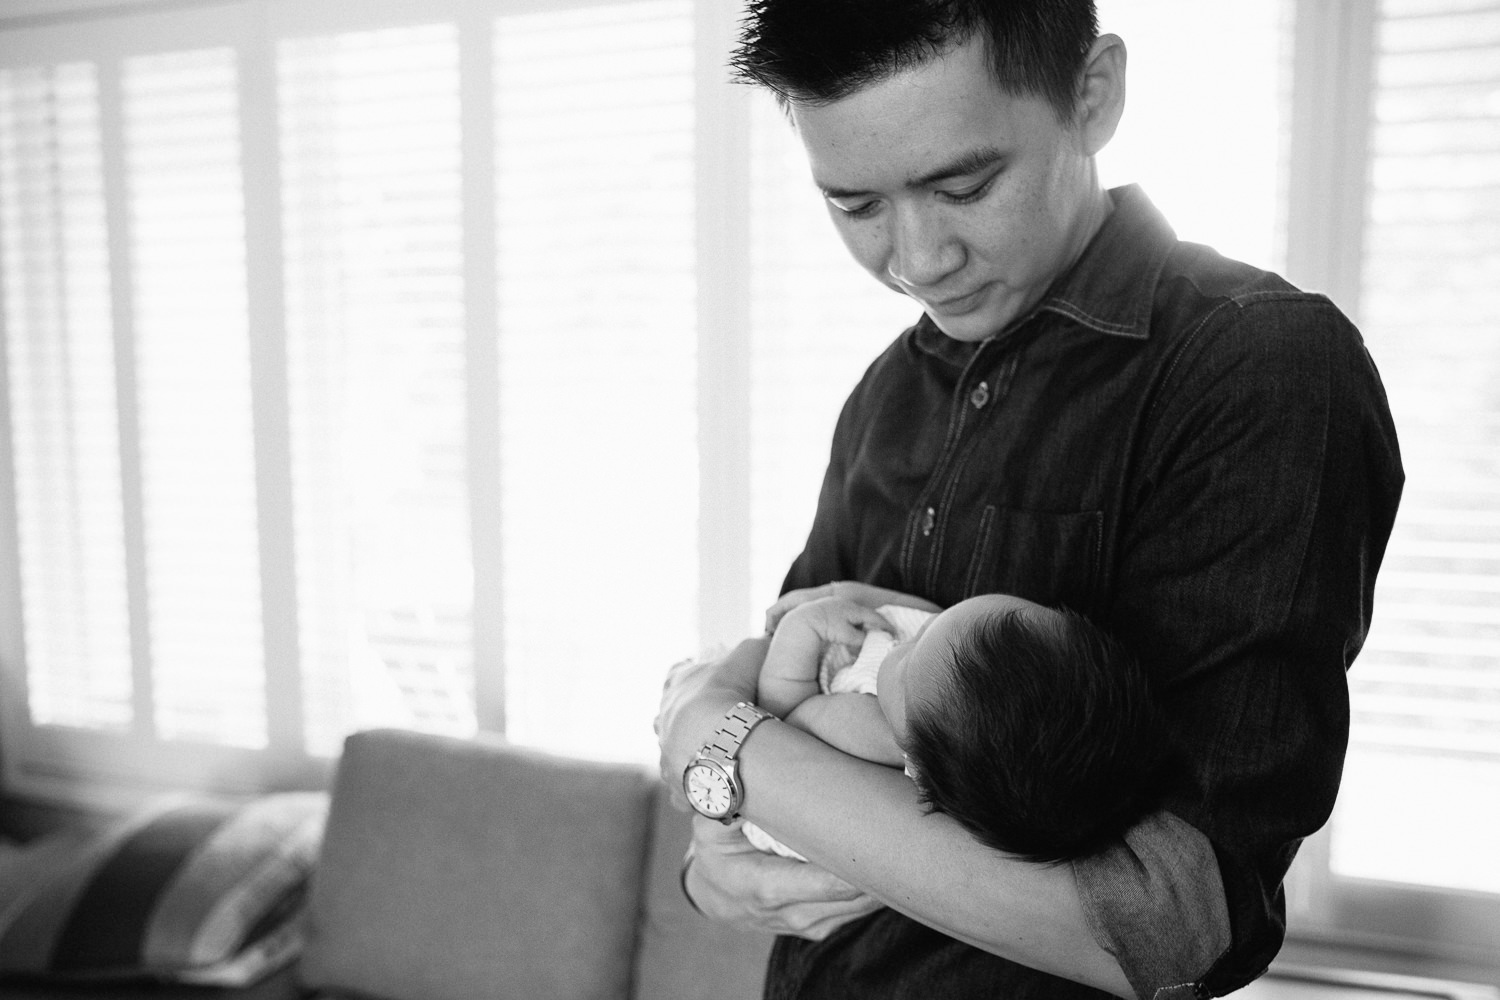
left=300, top=729, right=656, bottom=1000
left=632, top=794, right=774, bottom=1000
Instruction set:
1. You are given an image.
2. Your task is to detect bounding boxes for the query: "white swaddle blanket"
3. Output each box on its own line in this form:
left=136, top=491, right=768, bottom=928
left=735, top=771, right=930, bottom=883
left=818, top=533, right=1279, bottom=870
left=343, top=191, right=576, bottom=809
left=743, top=604, right=934, bottom=860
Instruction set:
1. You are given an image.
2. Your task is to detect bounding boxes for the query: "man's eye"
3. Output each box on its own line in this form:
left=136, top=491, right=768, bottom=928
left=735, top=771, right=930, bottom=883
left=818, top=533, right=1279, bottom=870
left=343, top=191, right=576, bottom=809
left=941, top=177, right=995, bottom=205
left=831, top=198, right=880, bottom=219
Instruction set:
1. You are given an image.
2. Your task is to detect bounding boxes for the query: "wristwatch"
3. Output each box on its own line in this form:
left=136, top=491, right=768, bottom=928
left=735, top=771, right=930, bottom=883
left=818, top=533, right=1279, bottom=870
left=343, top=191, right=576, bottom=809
left=682, top=701, right=776, bottom=824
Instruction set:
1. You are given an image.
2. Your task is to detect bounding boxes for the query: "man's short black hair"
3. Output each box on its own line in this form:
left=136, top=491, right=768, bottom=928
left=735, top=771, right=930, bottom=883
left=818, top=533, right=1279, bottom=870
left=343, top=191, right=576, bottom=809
left=902, top=604, right=1168, bottom=863
left=730, top=0, right=1099, bottom=123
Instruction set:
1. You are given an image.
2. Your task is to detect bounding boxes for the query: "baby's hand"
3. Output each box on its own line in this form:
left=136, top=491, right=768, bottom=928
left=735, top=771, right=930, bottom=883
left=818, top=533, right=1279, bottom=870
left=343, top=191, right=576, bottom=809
left=758, top=597, right=895, bottom=718
left=765, top=582, right=942, bottom=634
left=781, top=596, right=895, bottom=649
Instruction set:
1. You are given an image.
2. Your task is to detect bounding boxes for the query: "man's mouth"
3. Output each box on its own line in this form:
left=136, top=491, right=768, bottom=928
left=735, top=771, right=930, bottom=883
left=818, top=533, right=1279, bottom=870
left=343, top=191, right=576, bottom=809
left=927, top=285, right=987, bottom=315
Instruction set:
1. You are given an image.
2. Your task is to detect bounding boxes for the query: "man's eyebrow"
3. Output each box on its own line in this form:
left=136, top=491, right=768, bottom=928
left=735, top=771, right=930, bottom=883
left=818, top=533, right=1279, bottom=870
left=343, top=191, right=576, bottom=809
left=818, top=147, right=1006, bottom=200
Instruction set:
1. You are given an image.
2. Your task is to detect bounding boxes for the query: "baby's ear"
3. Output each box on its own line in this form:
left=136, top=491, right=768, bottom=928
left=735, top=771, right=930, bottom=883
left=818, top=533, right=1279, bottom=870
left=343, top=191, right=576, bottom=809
left=902, top=753, right=921, bottom=783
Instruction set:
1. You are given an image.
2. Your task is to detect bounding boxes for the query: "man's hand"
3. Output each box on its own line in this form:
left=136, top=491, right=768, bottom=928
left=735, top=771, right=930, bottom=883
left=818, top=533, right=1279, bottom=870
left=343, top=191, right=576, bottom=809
left=684, top=817, right=883, bottom=940
left=765, top=581, right=942, bottom=634
left=656, top=636, right=769, bottom=804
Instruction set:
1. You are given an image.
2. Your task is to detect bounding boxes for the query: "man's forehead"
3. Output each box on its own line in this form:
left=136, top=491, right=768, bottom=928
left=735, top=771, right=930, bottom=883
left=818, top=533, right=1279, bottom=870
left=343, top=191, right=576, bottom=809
left=789, top=37, right=1057, bottom=195
left=795, top=87, right=1034, bottom=199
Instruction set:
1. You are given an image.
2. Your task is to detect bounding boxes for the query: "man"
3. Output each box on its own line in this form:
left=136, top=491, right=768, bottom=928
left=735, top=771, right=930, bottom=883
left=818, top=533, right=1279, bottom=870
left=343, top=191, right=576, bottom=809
left=656, top=2, right=1403, bottom=997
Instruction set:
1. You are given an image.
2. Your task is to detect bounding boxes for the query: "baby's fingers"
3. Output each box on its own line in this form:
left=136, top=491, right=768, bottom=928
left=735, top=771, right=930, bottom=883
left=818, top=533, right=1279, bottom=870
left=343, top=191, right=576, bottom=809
left=825, top=602, right=896, bottom=646
left=765, top=583, right=837, bottom=633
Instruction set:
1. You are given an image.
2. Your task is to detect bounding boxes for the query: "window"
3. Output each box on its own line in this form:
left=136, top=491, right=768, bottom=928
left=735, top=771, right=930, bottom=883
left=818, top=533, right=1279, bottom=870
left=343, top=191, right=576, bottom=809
left=746, top=95, right=919, bottom=607
left=492, top=2, right=699, bottom=759
left=1278, top=0, right=1500, bottom=976
left=128, top=46, right=264, bottom=748
left=279, top=23, right=468, bottom=755
left=1, top=0, right=1496, bottom=981
left=1096, top=0, right=1289, bottom=271
left=1, top=60, right=128, bottom=736
left=1333, top=0, right=1500, bottom=896
left=0, top=0, right=912, bottom=782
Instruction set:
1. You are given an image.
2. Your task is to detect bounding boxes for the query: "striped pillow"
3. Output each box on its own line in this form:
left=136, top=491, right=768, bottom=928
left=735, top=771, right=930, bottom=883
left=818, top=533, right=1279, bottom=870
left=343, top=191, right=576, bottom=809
left=0, top=793, right=326, bottom=986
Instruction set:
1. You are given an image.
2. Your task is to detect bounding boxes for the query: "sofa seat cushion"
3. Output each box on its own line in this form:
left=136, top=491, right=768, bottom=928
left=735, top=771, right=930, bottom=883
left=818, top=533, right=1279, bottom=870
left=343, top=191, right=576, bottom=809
left=299, top=729, right=656, bottom=1000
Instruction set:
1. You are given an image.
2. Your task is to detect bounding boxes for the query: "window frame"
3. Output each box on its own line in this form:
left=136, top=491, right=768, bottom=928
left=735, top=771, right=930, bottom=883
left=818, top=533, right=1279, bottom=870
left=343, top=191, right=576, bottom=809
left=0, top=0, right=755, bottom=802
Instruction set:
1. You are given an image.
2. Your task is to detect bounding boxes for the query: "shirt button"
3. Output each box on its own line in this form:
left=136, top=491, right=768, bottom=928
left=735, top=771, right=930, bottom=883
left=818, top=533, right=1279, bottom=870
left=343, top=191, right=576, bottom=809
left=970, top=381, right=990, bottom=409
left=922, top=507, right=936, bottom=536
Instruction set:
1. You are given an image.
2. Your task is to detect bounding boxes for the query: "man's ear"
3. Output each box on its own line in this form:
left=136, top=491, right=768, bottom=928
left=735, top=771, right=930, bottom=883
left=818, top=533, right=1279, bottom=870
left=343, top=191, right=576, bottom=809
left=1077, top=33, right=1127, bottom=155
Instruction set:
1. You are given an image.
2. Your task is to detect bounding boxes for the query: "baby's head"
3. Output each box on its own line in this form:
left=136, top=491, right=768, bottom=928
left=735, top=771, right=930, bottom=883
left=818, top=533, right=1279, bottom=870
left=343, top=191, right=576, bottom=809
left=876, top=594, right=1167, bottom=863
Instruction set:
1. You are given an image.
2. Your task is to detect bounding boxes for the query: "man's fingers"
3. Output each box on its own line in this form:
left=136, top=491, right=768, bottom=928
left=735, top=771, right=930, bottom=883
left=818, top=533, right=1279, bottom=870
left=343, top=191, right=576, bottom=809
left=748, top=860, right=870, bottom=906
left=687, top=854, right=880, bottom=938
left=739, top=861, right=881, bottom=938
left=775, top=895, right=884, bottom=940
left=683, top=817, right=883, bottom=939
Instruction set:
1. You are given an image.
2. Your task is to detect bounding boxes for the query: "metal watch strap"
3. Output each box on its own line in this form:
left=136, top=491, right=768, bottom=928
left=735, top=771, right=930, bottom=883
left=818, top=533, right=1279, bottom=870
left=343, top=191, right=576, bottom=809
left=703, top=702, right=775, bottom=761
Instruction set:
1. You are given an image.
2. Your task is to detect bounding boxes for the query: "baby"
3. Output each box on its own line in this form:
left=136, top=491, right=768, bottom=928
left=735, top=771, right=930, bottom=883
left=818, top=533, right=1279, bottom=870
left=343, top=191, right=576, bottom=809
left=744, top=585, right=1167, bottom=864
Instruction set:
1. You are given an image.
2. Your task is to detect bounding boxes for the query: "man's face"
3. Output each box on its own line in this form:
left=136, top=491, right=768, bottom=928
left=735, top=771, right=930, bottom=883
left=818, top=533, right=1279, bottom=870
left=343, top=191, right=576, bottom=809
left=790, top=34, right=1107, bottom=342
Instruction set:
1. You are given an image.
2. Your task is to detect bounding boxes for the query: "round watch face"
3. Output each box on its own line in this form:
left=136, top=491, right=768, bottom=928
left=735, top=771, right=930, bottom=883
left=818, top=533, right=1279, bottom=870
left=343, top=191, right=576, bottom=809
left=684, top=761, right=734, bottom=818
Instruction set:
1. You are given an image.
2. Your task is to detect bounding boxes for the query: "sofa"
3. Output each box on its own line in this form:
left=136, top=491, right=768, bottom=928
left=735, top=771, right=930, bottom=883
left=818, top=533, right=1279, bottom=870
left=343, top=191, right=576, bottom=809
left=0, top=728, right=775, bottom=1000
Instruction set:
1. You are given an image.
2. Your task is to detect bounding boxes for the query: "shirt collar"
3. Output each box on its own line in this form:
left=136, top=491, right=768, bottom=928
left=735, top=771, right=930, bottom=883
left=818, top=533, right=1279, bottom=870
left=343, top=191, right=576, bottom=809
left=1036, top=184, right=1174, bottom=340
left=911, top=184, right=1176, bottom=364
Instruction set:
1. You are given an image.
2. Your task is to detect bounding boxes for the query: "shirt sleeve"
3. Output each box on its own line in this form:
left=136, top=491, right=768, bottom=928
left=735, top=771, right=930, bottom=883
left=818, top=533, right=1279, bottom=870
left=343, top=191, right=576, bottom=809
left=1073, top=812, right=1231, bottom=1000
left=1079, top=293, right=1403, bottom=998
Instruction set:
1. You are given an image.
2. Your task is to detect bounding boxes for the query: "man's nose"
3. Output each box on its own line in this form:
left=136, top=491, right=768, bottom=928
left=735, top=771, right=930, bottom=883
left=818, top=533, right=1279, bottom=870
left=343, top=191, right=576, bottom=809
left=886, top=205, right=963, bottom=289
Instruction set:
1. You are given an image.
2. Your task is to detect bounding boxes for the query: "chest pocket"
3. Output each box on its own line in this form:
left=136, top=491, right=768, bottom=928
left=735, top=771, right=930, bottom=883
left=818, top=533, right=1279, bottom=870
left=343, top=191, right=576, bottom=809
left=958, top=505, right=1103, bottom=614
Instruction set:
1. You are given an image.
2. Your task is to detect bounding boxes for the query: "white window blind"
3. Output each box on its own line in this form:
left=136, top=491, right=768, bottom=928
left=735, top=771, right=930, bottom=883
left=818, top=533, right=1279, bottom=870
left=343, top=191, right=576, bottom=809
left=124, top=46, right=264, bottom=748
left=0, top=1, right=721, bottom=782
left=1331, top=0, right=1500, bottom=896
left=279, top=23, right=470, bottom=756
left=0, top=62, right=130, bottom=733
left=494, top=1, right=698, bottom=762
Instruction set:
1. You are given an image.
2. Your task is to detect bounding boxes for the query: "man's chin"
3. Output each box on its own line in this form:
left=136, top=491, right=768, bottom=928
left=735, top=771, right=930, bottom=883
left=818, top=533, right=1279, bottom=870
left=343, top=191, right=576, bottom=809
left=925, top=311, right=1004, bottom=343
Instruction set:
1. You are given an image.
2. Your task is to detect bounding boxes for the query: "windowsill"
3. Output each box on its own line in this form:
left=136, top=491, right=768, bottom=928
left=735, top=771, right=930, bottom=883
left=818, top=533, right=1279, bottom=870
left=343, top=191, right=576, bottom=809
left=1275, top=939, right=1500, bottom=997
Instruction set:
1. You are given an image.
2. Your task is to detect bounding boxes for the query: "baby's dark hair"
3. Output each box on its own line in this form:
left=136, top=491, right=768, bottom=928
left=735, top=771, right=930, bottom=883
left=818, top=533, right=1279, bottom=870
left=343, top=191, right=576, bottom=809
left=730, top=0, right=1099, bottom=124
left=901, top=604, right=1167, bottom=863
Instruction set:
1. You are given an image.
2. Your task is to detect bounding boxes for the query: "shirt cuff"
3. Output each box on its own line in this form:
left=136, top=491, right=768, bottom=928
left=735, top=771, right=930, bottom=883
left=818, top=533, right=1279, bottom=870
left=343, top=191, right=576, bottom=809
left=1071, top=811, right=1231, bottom=1000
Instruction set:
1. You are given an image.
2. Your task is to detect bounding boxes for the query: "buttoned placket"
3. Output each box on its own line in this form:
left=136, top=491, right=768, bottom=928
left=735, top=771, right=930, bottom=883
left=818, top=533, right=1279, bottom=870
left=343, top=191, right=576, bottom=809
left=900, top=339, right=1018, bottom=594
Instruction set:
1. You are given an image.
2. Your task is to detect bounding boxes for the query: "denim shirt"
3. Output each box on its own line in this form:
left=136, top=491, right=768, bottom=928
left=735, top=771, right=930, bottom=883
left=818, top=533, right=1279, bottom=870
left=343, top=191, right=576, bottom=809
left=768, top=186, right=1404, bottom=1000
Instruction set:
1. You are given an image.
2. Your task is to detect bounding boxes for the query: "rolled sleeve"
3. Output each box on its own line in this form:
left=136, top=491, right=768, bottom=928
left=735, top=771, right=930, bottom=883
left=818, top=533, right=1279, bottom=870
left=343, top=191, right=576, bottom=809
left=1073, top=811, right=1230, bottom=1000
